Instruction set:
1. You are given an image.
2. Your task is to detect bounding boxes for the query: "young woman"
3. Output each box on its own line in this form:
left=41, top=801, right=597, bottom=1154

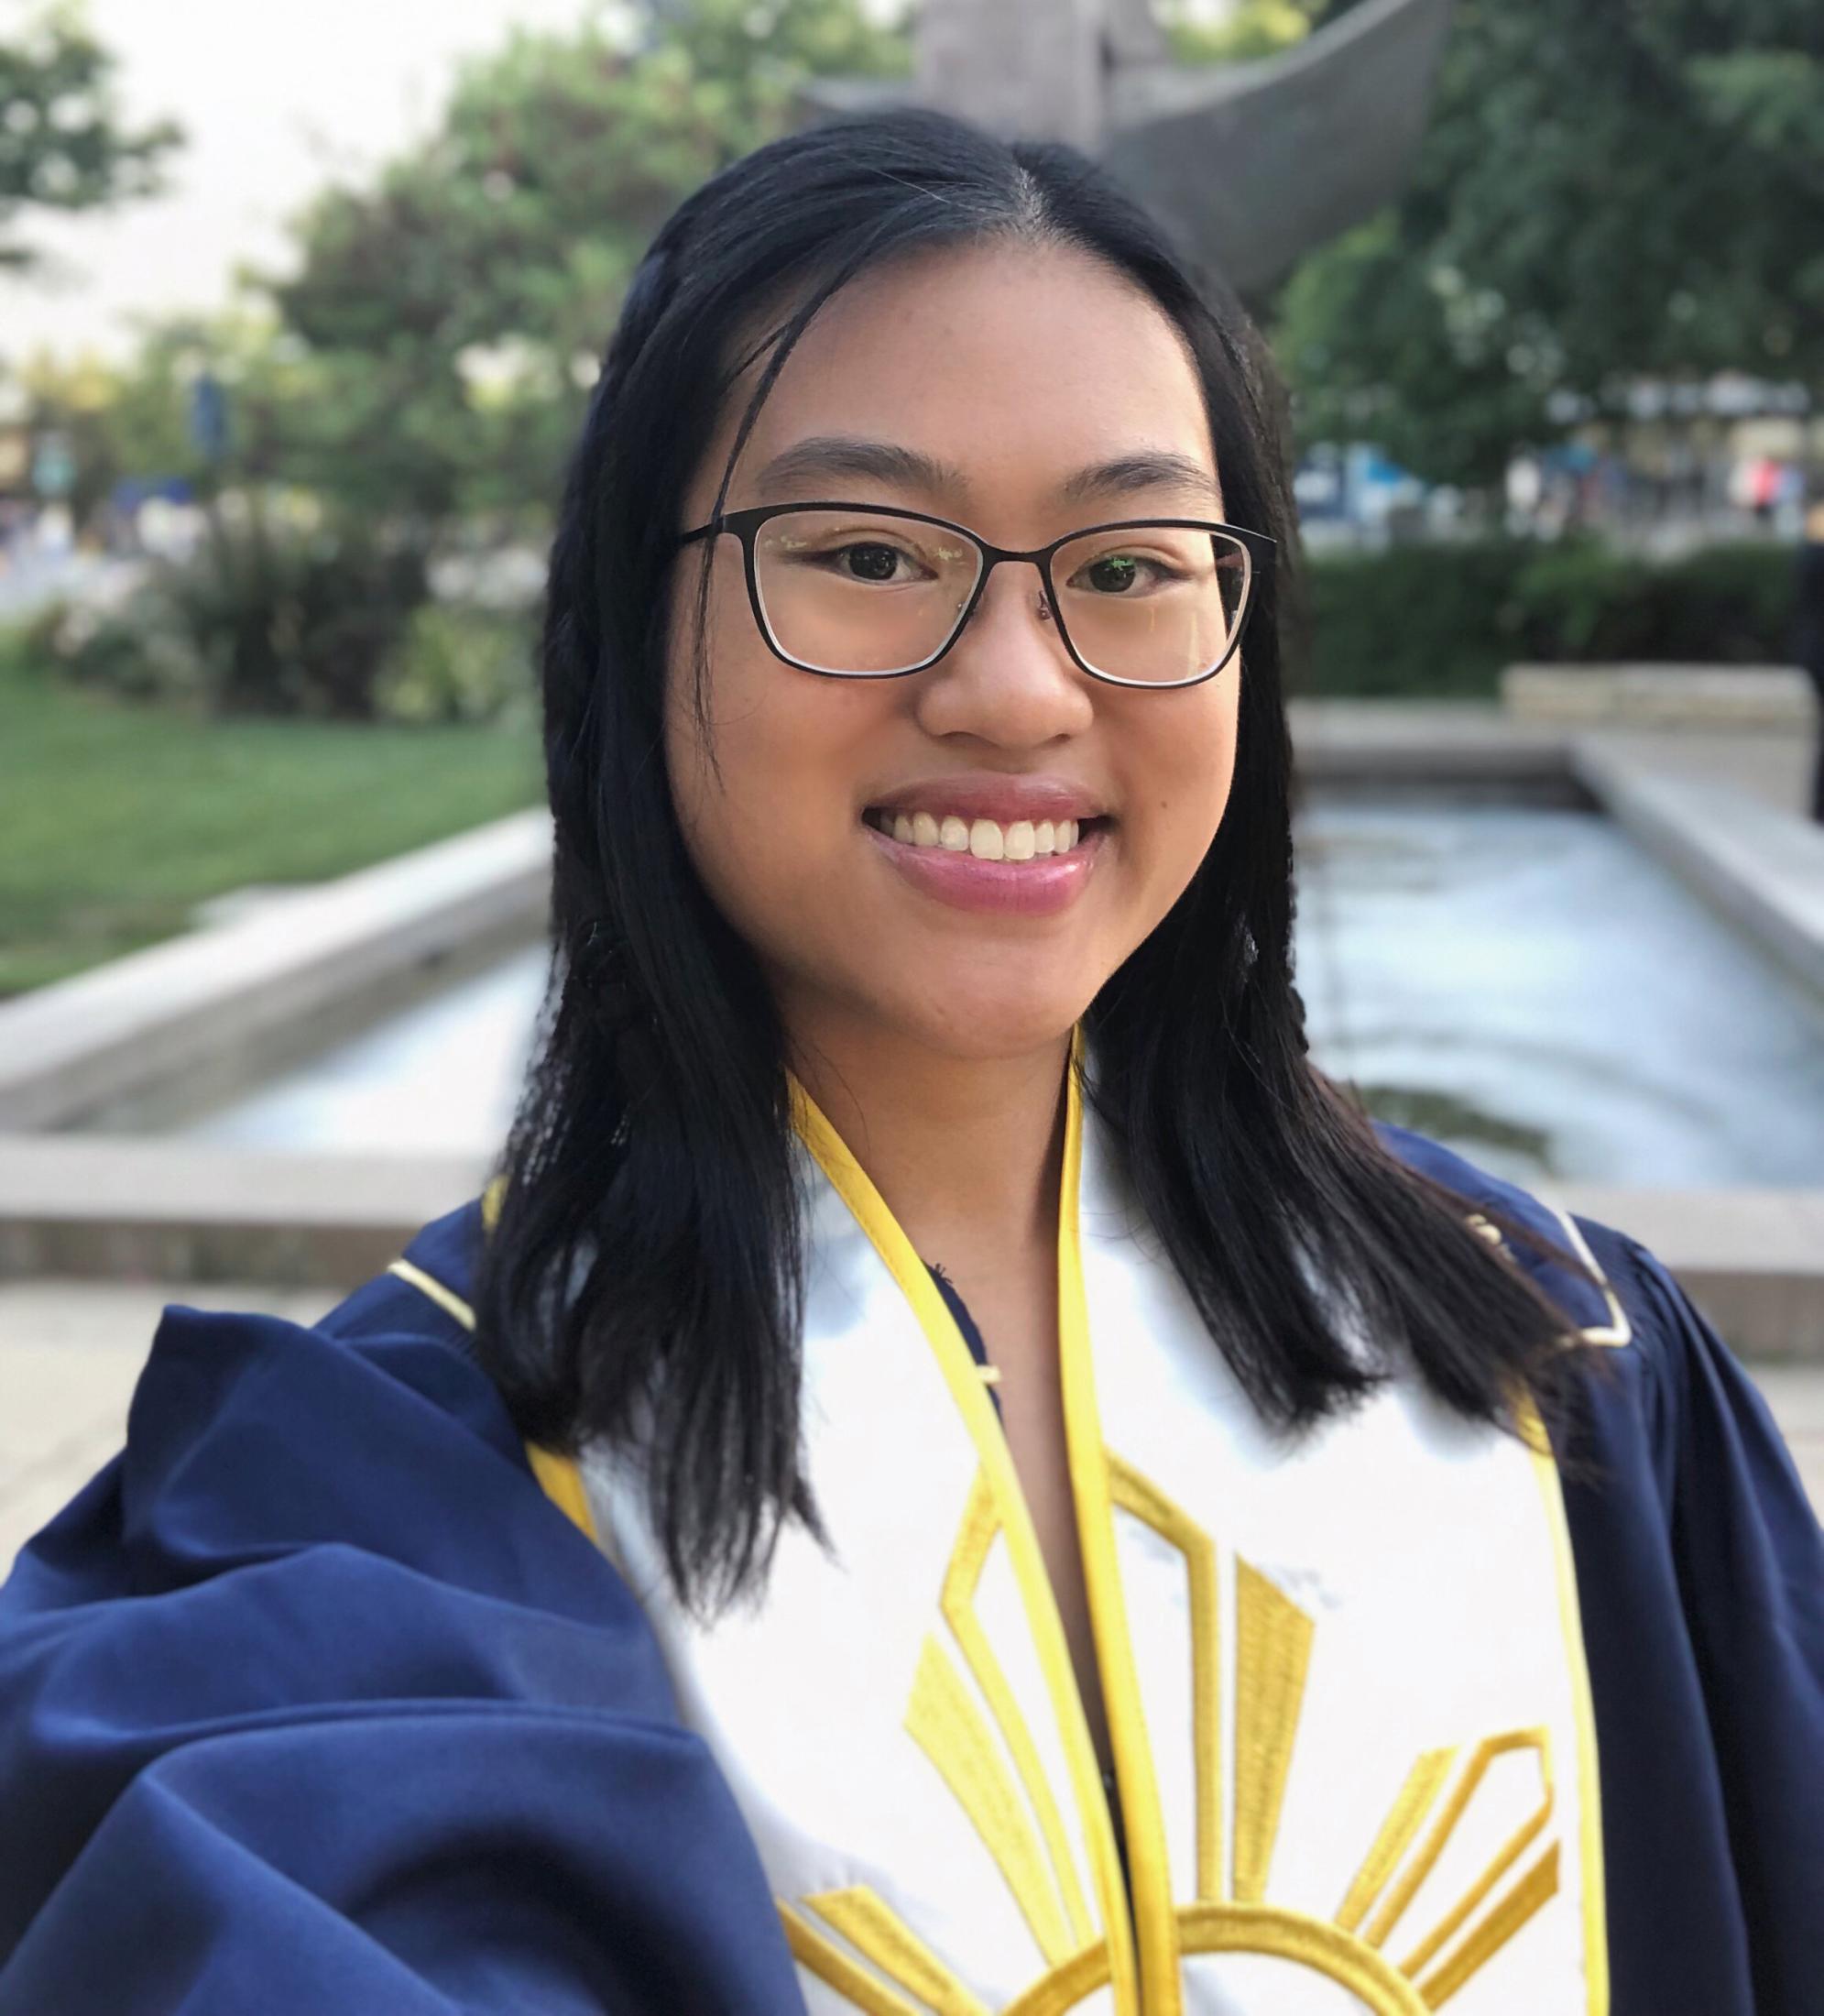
left=3, top=111, right=1819, bottom=2016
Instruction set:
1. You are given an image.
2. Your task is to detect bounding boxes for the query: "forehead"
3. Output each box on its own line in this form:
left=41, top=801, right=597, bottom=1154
left=710, top=240, right=1218, bottom=513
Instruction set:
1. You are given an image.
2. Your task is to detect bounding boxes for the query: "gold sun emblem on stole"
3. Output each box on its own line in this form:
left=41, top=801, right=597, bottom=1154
left=779, top=1457, right=1565, bottom=2015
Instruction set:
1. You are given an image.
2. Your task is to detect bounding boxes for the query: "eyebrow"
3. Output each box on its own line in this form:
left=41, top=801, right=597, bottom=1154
left=753, top=435, right=965, bottom=498
left=751, top=434, right=1222, bottom=513
left=1056, top=450, right=1222, bottom=511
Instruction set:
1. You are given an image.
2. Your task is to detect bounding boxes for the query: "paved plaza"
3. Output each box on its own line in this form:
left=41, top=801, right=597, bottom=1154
left=1, top=1274, right=1819, bottom=1580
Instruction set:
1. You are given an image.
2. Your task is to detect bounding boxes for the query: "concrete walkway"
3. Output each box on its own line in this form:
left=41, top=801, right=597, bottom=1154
left=1286, top=703, right=1818, bottom=823
left=2, top=1276, right=1818, bottom=1582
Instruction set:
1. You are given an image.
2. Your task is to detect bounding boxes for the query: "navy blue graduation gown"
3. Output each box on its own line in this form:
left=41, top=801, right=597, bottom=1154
left=1, top=1121, right=1819, bottom=2012
left=0, top=1289, right=805, bottom=2014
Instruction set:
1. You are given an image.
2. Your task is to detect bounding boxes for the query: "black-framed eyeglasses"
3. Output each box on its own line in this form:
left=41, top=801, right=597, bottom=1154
left=676, top=500, right=1275, bottom=690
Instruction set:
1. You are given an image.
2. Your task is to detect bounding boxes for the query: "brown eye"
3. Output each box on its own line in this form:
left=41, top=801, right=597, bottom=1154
left=1085, top=554, right=1140, bottom=594
left=842, top=543, right=902, bottom=582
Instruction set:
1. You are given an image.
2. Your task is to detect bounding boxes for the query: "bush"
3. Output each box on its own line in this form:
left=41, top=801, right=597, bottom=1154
left=1297, top=542, right=1527, bottom=699
left=43, top=501, right=429, bottom=719
left=373, top=601, right=539, bottom=727
left=1299, top=537, right=1797, bottom=698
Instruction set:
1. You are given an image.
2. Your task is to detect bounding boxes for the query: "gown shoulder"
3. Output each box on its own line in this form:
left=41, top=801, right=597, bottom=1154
left=0, top=1199, right=805, bottom=2015
left=1374, top=1119, right=1824, bottom=2012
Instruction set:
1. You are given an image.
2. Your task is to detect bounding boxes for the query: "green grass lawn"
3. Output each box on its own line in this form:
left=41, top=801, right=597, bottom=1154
left=0, top=630, right=544, bottom=997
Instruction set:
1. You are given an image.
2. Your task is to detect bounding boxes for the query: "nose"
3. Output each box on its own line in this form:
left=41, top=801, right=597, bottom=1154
left=912, top=559, right=1095, bottom=751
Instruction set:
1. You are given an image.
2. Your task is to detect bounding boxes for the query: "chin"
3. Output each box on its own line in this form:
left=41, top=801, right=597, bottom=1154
left=884, top=972, right=1098, bottom=1065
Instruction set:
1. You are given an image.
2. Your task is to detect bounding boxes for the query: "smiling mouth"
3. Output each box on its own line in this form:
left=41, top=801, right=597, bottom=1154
left=862, top=809, right=1106, bottom=861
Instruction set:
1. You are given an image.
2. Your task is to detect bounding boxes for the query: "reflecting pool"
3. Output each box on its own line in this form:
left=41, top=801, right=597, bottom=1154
left=174, top=949, right=549, bottom=1157
left=1295, top=801, right=1824, bottom=1187
left=134, top=802, right=1824, bottom=1188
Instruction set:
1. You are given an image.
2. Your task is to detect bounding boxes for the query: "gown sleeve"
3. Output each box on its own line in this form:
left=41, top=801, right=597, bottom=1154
left=1569, top=1221, right=1824, bottom=2014
left=0, top=1302, right=808, bottom=2015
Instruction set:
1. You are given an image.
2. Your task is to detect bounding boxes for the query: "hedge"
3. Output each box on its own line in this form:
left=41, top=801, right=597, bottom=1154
left=1296, top=538, right=1799, bottom=699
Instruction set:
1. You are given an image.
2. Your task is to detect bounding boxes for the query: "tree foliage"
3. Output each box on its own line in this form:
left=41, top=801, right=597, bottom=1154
left=0, top=4, right=180, bottom=268
left=263, top=0, right=911, bottom=534
left=1273, top=0, right=1824, bottom=487
left=14, top=309, right=311, bottom=534
left=1154, top=0, right=1324, bottom=66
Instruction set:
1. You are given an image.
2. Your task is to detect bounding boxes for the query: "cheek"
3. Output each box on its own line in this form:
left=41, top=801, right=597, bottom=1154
left=663, top=581, right=874, bottom=970
left=1128, top=685, right=1239, bottom=894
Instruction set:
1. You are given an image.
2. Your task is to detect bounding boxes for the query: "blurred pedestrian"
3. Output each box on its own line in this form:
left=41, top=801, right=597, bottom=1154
left=1797, top=485, right=1824, bottom=821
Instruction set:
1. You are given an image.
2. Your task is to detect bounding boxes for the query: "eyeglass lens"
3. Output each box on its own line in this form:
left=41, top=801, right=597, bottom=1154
left=750, top=509, right=1251, bottom=683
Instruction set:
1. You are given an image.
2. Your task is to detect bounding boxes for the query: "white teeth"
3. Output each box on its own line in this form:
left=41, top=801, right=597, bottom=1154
left=968, top=818, right=1004, bottom=860
left=871, top=809, right=1092, bottom=858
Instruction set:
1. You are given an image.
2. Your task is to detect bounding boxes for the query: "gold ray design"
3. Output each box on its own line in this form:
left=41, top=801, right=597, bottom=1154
left=1108, top=1457, right=1221, bottom=1901
left=809, top=1889, right=993, bottom=2016
left=1230, top=1560, right=1316, bottom=1904
left=1367, top=1731, right=1556, bottom=1976
left=907, top=1637, right=1076, bottom=1967
left=1336, top=1748, right=1459, bottom=1934
left=781, top=1901, right=921, bottom=2015
left=943, top=1473, right=1097, bottom=1946
left=1417, top=1844, right=1560, bottom=2008
left=779, top=1460, right=1579, bottom=2015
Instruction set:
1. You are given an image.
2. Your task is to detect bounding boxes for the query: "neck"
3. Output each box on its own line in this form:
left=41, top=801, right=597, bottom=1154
left=787, top=1009, right=1072, bottom=1274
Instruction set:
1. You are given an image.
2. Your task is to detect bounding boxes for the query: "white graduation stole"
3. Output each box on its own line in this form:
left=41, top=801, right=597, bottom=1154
left=563, top=1068, right=1610, bottom=2016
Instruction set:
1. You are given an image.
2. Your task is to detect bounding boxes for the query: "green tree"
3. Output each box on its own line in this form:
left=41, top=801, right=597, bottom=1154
left=14, top=310, right=315, bottom=534
left=0, top=3, right=180, bottom=268
left=263, top=0, right=911, bottom=541
left=76, top=310, right=296, bottom=474
left=12, top=346, right=115, bottom=521
left=1154, top=0, right=1322, bottom=65
left=1272, top=0, right=1824, bottom=488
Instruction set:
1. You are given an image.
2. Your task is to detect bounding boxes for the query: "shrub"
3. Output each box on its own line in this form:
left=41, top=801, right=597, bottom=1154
left=44, top=501, right=429, bottom=719
left=1295, top=542, right=1528, bottom=699
left=373, top=601, right=538, bottom=726
left=1500, top=542, right=1655, bottom=663
left=1299, top=537, right=1797, bottom=698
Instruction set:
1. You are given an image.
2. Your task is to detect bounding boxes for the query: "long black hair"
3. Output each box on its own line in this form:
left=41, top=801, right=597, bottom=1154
left=474, top=107, right=1596, bottom=1614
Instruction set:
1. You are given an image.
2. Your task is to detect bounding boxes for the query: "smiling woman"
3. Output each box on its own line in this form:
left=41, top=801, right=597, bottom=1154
left=3, top=111, right=1820, bottom=2016
left=664, top=240, right=1256, bottom=1075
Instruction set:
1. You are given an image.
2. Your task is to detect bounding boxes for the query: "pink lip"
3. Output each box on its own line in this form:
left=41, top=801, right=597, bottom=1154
left=863, top=820, right=1107, bottom=916
left=866, top=772, right=1105, bottom=826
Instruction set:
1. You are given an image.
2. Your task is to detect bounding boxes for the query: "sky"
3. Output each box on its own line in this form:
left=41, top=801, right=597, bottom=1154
left=0, top=0, right=605, bottom=363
